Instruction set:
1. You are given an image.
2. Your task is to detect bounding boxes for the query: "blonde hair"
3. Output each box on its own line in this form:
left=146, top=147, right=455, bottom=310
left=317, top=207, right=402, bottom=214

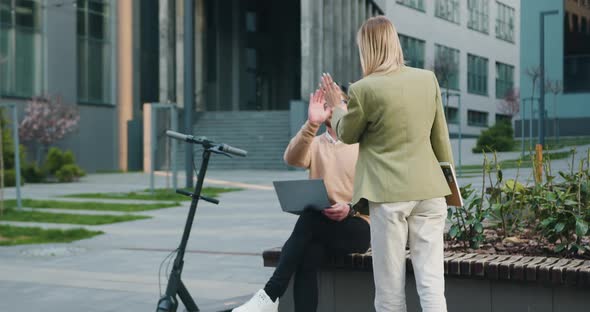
left=357, top=16, right=405, bottom=77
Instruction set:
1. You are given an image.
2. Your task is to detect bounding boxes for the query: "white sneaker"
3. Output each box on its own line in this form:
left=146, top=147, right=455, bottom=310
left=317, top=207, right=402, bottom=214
left=232, top=289, right=278, bottom=312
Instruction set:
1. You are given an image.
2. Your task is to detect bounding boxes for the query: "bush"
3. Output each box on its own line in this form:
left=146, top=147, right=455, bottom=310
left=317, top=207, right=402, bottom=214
left=45, top=147, right=64, bottom=175
left=22, top=163, right=46, bottom=183
left=0, top=108, right=27, bottom=171
left=42, top=147, right=85, bottom=183
left=55, top=164, right=85, bottom=183
left=1, top=169, right=24, bottom=187
left=472, top=121, right=515, bottom=153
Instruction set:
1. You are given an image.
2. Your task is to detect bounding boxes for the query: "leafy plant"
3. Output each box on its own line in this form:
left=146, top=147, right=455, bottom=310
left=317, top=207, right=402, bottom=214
left=22, top=162, right=46, bottom=183
left=43, top=147, right=85, bottom=182
left=55, top=164, right=86, bottom=183
left=447, top=148, right=590, bottom=257
left=472, top=121, right=515, bottom=153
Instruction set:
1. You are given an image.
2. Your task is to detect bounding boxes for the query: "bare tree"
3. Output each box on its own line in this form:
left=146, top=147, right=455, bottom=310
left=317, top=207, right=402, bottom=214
left=498, top=87, right=520, bottom=119
left=545, top=79, right=563, bottom=142
left=525, top=66, right=542, bottom=102
left=432, top=53, right=458, bottom=117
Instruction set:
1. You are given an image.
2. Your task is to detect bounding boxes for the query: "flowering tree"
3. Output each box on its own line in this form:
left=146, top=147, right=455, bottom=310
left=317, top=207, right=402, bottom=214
left=498, top=87, right=520, bottom=118
left=19, top=96, right=80, bottom=164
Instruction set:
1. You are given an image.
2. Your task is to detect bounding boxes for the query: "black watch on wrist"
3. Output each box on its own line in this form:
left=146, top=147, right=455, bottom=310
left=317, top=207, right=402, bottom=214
left=347, top=203, right=356, bottom=217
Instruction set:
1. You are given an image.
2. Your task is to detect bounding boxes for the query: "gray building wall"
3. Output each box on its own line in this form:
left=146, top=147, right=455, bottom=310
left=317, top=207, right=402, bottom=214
left=3, top=0, right=119, bottom=173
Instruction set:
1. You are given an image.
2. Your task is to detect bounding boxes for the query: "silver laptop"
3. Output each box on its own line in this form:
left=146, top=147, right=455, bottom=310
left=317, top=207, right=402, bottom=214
left=272, top=179, right=332, bottom=215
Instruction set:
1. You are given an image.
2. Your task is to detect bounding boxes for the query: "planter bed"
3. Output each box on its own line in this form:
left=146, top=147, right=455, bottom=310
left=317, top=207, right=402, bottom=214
left=263, top=248, right=590, bottom=312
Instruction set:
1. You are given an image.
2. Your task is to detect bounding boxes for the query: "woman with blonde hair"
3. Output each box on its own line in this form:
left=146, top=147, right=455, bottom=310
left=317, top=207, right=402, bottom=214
left=322, top=16, right=454, bottom=312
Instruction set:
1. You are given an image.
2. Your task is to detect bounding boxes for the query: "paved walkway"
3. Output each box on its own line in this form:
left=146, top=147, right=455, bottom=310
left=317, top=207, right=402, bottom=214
left=0, top=142, right=589, bottom=311
left=0, top=170, right=306, bottom=311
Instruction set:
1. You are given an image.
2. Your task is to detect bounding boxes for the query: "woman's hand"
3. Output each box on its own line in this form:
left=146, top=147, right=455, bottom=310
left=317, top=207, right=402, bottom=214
left=323, top=202, right=350, bottom=222
left=321, top=73, right=346, bottom=111
left=308, top=89, right=330, bottom=126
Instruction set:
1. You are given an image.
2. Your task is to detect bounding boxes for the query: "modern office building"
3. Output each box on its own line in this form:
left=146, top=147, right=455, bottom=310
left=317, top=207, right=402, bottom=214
left=386, top=0, right=521, bottom=138
left=150, top=0, right=384, bottom=170
left=0, top=0, right=119, bottom=172
left=519, top=0, right=590, bottom=137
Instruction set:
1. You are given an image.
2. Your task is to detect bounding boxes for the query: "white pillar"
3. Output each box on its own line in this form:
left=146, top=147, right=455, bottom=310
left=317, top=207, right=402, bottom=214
left=323, top=0, right=334, bottom=76
left=175, top=0, right=184, bottom=108
left=333, top=0, right=342, bottom=82
left=342, top=0, right=352, bottom=85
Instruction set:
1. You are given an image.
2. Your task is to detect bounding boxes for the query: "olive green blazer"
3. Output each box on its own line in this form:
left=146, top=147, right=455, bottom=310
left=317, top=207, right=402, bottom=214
left=331, top=66, right=454, bottom=205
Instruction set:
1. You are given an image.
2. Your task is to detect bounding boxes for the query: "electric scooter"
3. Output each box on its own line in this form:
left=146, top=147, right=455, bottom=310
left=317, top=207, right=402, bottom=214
left=156, top=130, right=247, bottom=312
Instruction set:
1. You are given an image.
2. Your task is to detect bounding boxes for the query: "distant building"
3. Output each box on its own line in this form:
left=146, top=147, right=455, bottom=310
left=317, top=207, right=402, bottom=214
left=0, top=0, right=118, bottom=172
left=386, top=0, right=521, bottom=138
left=519, top=0, right=590, bottom=137
left=142, top=0, right=383, bottom=170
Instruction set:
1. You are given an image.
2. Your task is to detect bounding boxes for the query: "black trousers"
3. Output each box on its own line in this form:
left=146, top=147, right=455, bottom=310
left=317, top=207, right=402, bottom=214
left=264, top=211, right=370, bottom=312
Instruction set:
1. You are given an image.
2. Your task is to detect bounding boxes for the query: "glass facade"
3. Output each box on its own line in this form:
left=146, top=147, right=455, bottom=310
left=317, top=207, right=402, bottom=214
left=435, top=0, right=460, bottom=24
left=468, top=0, right=489, bottom=33
left=435, top=44, right=460, bottom=90
left=496, top=61, right=514, bottom=99
left=564, top=0, right=590, bottom=92
left=77, top=0, right=111, bottom=104
left=0, top=0, right=42, bottom=97
left=396, top=0, right=425, bottom=12
left=399, top=34, right=425, bottom=68
left=496, top=1, right=515, bottom=42
left=468, top=54, right=489, bottom=96
left=468, top=109, right=489, bottom=127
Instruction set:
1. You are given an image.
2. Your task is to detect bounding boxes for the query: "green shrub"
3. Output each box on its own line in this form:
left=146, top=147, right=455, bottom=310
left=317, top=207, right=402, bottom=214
left=22, top=163, right=46, bottom=183
left=0, top=109, right=26, bottom=171
left=472, top=121, right=515, bottom=153
left=55, top=164, right=85, bottom=183
left=45, top=147, right=64, bottom=175
left=1, top=169, right=24, bottom=187
left=62, top=150, right=75, bottom=166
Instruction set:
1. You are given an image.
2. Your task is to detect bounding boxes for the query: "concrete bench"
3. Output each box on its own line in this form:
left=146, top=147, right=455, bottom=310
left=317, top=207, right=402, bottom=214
left=263, top=248, right=590, bottom=312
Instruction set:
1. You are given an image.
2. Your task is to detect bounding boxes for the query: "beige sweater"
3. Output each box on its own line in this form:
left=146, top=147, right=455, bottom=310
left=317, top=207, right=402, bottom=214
left=284, top=121, right=368, bottom=221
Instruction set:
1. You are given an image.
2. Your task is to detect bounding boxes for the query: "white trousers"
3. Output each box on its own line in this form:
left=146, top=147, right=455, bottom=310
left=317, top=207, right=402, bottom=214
left=370, top=198, right=448, bottom=312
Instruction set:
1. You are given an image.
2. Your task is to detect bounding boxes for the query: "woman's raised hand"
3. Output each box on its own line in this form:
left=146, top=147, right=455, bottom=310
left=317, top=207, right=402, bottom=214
left=320, top=73, right=345, bottom=111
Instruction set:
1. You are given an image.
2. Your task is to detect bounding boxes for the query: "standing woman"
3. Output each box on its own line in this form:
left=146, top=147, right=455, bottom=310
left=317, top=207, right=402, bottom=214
left=322, top=16, right=454, bottom=312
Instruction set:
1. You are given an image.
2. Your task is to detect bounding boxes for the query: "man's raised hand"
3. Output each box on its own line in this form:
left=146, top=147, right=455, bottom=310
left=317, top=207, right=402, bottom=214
left=308, top=89, right=330, bottom=126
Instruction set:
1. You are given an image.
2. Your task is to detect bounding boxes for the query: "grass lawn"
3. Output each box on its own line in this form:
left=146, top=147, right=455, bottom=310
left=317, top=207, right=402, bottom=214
left=458, top=150, right=576, bottom=173
left=3, top=199, right=180, bottom=212
left=0, top=224, right=103, bottom=246
left=0, top=209, right=149, bottom=225
left=513, top=136, right=590, bottom=152
left=61, top=187, right=241, bottom=202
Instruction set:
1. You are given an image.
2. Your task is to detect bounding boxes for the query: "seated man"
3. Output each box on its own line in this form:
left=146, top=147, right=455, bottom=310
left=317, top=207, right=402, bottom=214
left=233, top=88, right=370, bottom=312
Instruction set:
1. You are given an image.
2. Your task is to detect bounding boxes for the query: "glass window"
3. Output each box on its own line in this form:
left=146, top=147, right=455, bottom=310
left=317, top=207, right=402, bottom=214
left=468, top=110, right=489, bottom=127
left=495, top=62, right=514, bottom=99
left=564, top=0, right=590, bottom=92
left=77, top=0, right=111, bottom=104
left=468, top=54, right=488, bottom=96
left=399, top=34, right=425, bottom=68
left=435, top=0, right=460, bottom=24
left=468, top=0, right=489, bottom=34
left=496, top=113, right=512, bottom=123
left=446, top=106, right=459, bottom=124
left=396, top=0, right=425, bottom=12
left=435, top=44, right=460, bottom=90
left=0, top=0, right=42, bottom=98
left=495, top=1, right=515, bottom=43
